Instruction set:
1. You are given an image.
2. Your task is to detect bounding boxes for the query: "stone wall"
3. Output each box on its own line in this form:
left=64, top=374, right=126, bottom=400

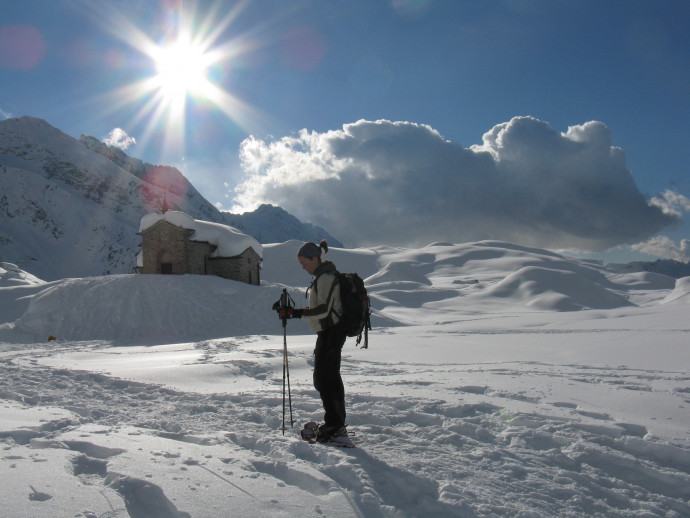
left=208, top=248, right=261, bottom=285
left=140, top=221, right=194, bottom=275
left=188, top=240, right=215, bottom=275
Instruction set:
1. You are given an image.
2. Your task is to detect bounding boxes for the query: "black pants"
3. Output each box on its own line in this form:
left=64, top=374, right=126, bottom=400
left=313, top=325, right=347, bottom=428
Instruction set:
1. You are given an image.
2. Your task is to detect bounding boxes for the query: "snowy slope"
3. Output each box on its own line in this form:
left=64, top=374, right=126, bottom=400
left=0, top=242, right=689, bottom=517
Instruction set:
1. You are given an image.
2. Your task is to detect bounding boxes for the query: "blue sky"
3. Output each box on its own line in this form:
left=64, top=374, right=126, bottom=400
left=2, top=0, right=689, bottom=262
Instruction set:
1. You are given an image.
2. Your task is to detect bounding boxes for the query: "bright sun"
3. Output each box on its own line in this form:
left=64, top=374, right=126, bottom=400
left=152, top=39, right=212, bottom=102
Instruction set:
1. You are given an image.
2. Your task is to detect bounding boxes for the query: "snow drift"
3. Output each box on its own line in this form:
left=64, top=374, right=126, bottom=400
left=487, top=266, right=632, bottom=311
left=2, top=240, right=674, bottom=344
left=13, top=275, right=284, bottom=345
left=662, top=276, right=690, bottom=304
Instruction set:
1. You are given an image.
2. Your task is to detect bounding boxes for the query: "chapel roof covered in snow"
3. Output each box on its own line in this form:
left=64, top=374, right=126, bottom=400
left=139, top=211, right=262, bottom=258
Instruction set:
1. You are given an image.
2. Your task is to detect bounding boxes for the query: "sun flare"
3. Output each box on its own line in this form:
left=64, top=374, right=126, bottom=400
left=89, top=1, right=267, bottom=158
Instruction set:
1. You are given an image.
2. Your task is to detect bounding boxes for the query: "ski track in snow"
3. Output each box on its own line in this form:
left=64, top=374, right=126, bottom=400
left=2, top=337, right=689, bottom=518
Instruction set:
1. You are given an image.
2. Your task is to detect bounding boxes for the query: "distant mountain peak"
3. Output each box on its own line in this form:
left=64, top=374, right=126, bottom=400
left=223, top=203, right=342, bottom=246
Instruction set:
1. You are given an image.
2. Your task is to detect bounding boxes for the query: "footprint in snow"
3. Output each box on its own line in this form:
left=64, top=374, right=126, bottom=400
left=28, top=485, right=52, bottom=501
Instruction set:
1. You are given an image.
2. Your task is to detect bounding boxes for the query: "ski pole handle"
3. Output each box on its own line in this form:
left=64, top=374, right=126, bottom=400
left=281, top=288, right=288, bottom=327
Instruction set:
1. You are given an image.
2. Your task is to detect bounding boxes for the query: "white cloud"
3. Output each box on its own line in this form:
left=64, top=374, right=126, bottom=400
left=232, top=117, right=682, bottom=250
left=631, top=236, right=690, bottom=262
left=103, top=128, right=136, bottom=150
left=649, top=190, right=690, bottom=217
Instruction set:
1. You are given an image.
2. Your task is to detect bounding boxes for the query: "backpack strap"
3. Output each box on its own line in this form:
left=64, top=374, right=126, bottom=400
left=325, top=272, right=342, bottom=325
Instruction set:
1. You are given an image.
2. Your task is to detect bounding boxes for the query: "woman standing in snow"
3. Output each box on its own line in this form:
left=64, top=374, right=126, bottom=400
left=282, top=240, right=348, bottom=443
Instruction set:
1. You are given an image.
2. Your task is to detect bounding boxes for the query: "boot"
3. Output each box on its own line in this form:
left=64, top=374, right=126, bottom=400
left=315, top=424, right=347, bottom=442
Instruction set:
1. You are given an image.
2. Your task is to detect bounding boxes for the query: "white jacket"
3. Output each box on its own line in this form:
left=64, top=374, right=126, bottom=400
left=302, top=261, right=342, bottom=333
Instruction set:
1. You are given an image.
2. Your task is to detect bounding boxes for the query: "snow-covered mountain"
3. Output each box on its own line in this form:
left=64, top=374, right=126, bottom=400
left=608, top=258, right=690, bottom=279
left=0, top=116, right=340, bottom=280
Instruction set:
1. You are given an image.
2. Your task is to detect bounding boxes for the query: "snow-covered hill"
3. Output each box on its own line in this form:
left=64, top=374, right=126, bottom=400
left=1, top=241, right=689, bottom=516
left=0, top=116, right=340, bottom=280
left=5, top=240, right=685, bottom=344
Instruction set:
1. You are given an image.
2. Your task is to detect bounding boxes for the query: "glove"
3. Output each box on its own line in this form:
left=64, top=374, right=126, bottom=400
left=276, top=307, right=303, bottom=319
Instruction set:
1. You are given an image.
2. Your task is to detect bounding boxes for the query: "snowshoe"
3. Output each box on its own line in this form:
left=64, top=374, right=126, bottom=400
left=300, top=422, right=355, bottom=448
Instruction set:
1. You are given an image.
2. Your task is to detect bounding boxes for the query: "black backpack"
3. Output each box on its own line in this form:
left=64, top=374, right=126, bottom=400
left=312, top=270, right=371, bottom=348
left=335, top=272, right=372, bottom=348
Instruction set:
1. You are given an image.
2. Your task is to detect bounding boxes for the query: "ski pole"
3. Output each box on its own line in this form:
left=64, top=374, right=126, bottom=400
left=280, top=289, right=294, bottom=434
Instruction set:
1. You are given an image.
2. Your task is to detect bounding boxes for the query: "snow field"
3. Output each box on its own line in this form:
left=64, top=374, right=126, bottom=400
left=1, top=241, right=689, bottom=517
